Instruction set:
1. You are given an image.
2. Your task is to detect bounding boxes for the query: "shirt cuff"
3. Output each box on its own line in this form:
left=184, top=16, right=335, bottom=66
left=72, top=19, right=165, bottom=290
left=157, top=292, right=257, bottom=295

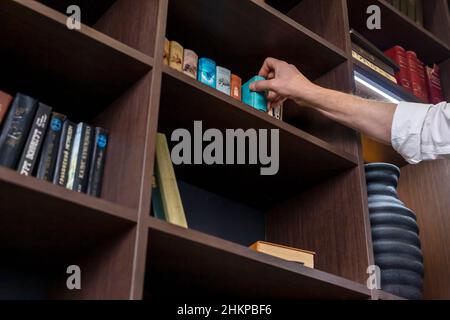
left=391, top=101, right=432, bottom=164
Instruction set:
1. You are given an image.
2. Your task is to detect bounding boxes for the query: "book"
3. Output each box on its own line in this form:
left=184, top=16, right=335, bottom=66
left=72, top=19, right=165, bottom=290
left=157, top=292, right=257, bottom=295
left=406, top=51, right=425, bottom=100
left=392, top=0, right=401, bottom=10
left=268, top=105, right=283, bottom=120
left=407, top=0, right=416, bottom=21
left=154, top=133, right=188, bottom=228
left=53, top=120, right=76, bottom=187
left=66, top=123, right=94, bottom=192
left=242, top=76, right=268, bottom=112
left=400, top=0, right=408, bottom=16
left=425, top=64, right=444, bottom=104
left=87, top=127, right=108, bottom=197
left=385, top=46, right=412, bottom=92
left=169, top=40, right=183, bottom=72
left=197, top=58, right=216, bottom=88
left=0, top=91, right=13, bottom=126
left=182, top=49, right=198, bottom=79
left=151, top=175, right=167, bottom=221
left=352, top=51, right=398, bottom=83
left=415, top=0, right=423, bottom=26
left=0, top=93, right=38, bottom=169
left=230, top=74, right=242, bottom=100
left=216, top=66, right=231, bottom=95
left=415, top=58, right=429, bottom=103
left=36, top=112, right=67, bottom=181
left=250, top=241, right=315, bottom=268
left=17, top=103, right=52, bottom=176
left=163, top=38, right=170, bottom=65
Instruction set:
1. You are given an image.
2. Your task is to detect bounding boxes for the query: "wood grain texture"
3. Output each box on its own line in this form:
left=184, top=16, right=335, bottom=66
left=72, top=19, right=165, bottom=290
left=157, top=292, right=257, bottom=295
left=398, top=160, right=450, bottom=299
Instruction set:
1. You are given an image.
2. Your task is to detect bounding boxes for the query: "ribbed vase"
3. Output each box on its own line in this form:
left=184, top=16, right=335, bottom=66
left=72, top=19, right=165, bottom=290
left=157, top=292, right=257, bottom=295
left=365, top=163, right=424, bottom=300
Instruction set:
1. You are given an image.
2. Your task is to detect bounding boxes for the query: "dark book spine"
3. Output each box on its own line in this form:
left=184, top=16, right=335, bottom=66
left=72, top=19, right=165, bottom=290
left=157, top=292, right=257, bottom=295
left=87, top=127, right=108, bottom=197
left=351, top=42, right=396, bottom=76
left=0, top=91, right=13, bottom=126
left=17, top=103, right=52, bottom=176
left=74, top=124, right=94, bottom=193
left=53, top=120, right=76, bottom=187
left=36, top=112, right=67, bottom=181
left=0, top=93, right=38, bottom=169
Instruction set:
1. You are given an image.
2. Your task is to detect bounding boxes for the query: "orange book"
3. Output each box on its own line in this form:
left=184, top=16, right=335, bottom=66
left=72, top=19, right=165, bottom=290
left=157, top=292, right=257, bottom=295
left=0, top=91, right=13, bottom=126
left=250, top=241, right=315, bottom=268
left=230, top=74, right=242, bottom=100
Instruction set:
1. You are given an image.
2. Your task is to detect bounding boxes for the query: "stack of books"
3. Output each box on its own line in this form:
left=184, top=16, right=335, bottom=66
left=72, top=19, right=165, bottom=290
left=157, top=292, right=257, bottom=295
left=387, top=0, right=424, bottom=26
left=0, top=91, right=108, bottom=197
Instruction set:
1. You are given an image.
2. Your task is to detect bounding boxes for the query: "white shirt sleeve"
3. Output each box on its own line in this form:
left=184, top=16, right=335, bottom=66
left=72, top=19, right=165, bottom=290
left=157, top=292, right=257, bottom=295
left=391, top=101, right=450, bottom=164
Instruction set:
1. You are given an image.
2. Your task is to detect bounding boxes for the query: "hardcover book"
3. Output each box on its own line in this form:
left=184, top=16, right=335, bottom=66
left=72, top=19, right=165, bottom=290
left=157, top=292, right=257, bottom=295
left=87, top=127, right=108, bottom=197
left=268, top=105, right=283, bottom=120
left=0, top=93, right=38, bottom=169
left=169, top=41, right=184, bottom=72
left=242, top=76, right=268, bottom=112
left=415, top=58, right=429, bottom=103
left=163, top=38, right=170, bottom=65
left=67, top=123, right=94, bottom=192
left=406, top=51, right=425, bottom=100
left=250, top=241, right=315, bottom=268
left=182, top=49, right=198, bottom=79
left=197, top=58, right=216, bottom=88
left=385, top=46, right=412, bottom=92
left=17, top=103, right=52, bottom=176
left=426, top=64, right=444, bottom=104
left=216, top=66, right=231, bottom=95
left=230, top=74, right=242, bottom=100
left=0, top=91, right=13, bottom=126
left=36, top=112, right=67, bottom=181
left=53, top=120, right=76, bottom=187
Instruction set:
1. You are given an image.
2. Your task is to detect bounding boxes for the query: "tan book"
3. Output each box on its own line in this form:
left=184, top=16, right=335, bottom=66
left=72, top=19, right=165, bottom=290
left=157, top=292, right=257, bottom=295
left=183, top=49, right=198, bottom=79
left=154, top=133, right=188, bottom=228
left=169, top=41, right=183, bottom=71
left=250, top=241, right=315, bottom=268
left=163, top=38, right=170, bottom=65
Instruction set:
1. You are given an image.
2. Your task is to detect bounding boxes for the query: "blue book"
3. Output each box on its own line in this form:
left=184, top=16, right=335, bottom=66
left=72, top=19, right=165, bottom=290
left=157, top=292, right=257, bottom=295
left=242, top=76, right=267, bottom=112
left=197, top=58, right=216, bottom=88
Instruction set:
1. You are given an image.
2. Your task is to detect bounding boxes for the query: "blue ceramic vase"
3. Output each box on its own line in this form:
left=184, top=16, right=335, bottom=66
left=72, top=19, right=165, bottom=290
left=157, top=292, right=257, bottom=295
left=365, top=163, right=424, bottom=300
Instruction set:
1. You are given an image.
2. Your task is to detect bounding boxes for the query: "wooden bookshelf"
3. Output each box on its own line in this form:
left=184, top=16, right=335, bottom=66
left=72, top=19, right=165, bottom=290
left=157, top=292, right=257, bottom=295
left=0, top=0, right=449, bottom=301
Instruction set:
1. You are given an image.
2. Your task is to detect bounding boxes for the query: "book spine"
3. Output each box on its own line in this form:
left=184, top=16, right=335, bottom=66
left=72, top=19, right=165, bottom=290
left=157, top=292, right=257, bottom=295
left=407, top=0, right=416, bottom=21
left=66, top=123, right=83, bottom=190
left=425, top=65, right=444, bottom=104
left=36, top=112, right=67, bottom=181
left=216, top=66, right=231, bottom=95
left=169, top=41, right=184, bottom=72
left=0, top=91, right=13, bottom=126
left=0, top=93, right=38, bottom=169
left=87, top=127, right=108, bottom=197
left=352, top=51, right=398, bottom=83
left=182, top=49, right=198, bottom=79
left=415, top=58, right=429, bottom=103
left=351, top=42, right=396, bottom=76
left=392, top=0, right=401, bottom=10
left=385, top=46, right=412, bottom=91
left=400, top=0, right=408, bottom=16
left=415, top=0, right=423, bottom=26
left=406, top=51, right=425, bottom=100
left=73, top=124, right=94, bottom=193
left=230, top=74, right=242, bottom=100
left=197, top=58, right=217, bottom=88
left=163, top=38, right=170, bottom=65
left=53, top=120, right=76, bottom=187
left=17, top=103, right=52, bottom=176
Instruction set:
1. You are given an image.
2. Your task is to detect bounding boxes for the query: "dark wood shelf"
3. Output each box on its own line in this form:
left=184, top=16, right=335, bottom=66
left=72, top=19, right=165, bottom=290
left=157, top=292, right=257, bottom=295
left=0, top=167, right=136, bottom=257
left=144, top=216, right=371, bottom=300
left=348, top=0, right=450, bottom=64
left=373, top=290, right=406, bottom=300
left=166, top=0, right=347, bottom=82
left=0, top=0, right=153, bottom=120
left=158, top=66, right=358, bottom=207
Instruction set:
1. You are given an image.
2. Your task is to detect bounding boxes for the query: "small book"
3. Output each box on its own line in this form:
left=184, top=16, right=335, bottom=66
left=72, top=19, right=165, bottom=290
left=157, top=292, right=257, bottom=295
left=415, top=0, right=423, bottom=26
left=53, top=120, right=76, bottom=187
left=0, top=91, right=13, bottom=126
left=169, top=40, right=184, bottom=72
left=183, top=49, right=198, bottom=79
left=36, top=112, right=67, bottom=181
left=406, top=0, right=416, bottom=22
left=87, top=127, right=109, bottom=197
left=0, top=93, right=38, bottom=169
left=250, top=241, right=315, bottom=268
left=163, top=38, right=170, bottom=65
left=230, top=74, right=242, bottom=100
left=385, top=46, right=412, bottom=92
left=66, top=123, right=94, bottom=192
left=425, top=64, right=444, bottom=104
left=216, top=66, right=231, bottom=95
left=242, top=76, right=268, bottom=111
left=17, top=103, right=52, bottom=176
left=197, top=58, right=216, bottom=88
left=268, top=105, right=283, bottom=120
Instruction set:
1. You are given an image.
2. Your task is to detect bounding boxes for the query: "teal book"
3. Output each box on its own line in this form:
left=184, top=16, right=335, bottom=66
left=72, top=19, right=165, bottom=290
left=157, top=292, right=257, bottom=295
left=242, top=76, right=267, bottom=112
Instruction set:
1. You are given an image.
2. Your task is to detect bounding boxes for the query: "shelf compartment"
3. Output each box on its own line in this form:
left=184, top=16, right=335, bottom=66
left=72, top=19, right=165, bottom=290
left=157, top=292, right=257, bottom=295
left=165, top=0, right=347, bottom=82
left=348, top=0, right=450, bottom=64
left=0, top=0, right=152, bottom=120
left=158, top=66, right=358, bottom=207
left=144, top=217, right=371, bottom=300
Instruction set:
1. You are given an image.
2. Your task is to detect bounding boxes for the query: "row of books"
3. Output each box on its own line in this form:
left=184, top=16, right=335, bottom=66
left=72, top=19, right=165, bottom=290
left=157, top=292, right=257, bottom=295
left=151, top=132, right=314, bottom=268
left=0, top=91, right=108, bottom=197
left=164, top=38, right=283, bottom=120
left=387, top=0, right=424, bottom=27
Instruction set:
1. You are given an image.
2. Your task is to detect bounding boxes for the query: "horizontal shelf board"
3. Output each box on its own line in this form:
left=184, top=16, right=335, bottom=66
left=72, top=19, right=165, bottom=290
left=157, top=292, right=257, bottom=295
left=0, top=167, right=136, bottom=256
left=166, top=0, right=347, bottom=81
left=0, top=0, right=152, bottom=120
left=373, top=290, right=406, bottom=300
left=145, top=217, right=371, bottom=300
left=348, top=0, right=450, bottom=64
left=159, top=66, right=358, bottom=207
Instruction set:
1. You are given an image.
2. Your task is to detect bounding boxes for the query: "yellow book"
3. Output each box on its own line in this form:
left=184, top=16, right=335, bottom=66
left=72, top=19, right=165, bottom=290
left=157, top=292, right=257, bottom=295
left=250, top=241, right=315, bottom=268
left=169, top=41, right=183, bottom=72
left=163, top=38, right=170, bottom=65
left=154, top=133, right=188, bottom=228
left=352, top=51, right=398, bottom=84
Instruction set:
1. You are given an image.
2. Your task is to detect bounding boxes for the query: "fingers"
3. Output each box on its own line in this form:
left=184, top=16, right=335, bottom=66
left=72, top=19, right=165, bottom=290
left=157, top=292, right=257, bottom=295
left=250, top=79, right=274, bottom=92
left=258, top=57, right=280, bottom=78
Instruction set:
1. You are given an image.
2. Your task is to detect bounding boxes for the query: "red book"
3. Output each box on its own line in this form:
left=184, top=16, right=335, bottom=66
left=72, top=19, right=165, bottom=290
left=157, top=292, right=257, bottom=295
left=415, top=58, right=430, bottom=103
left=0, top=90, right=13, bottom=126
left=385, top=46, right=412, bottom=92
left=406, top=51, right=427, bottom=102
left=425, top=64, right=444, bottom=104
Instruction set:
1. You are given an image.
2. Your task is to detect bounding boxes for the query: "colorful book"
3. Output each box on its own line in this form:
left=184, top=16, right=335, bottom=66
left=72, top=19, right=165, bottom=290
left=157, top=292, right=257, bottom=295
left=242, top=76, right=268, bottom=112
left=36, top=112, right=67, bottom=181
left=216, top=66, right=231, bottom=95
left=0, top=93, right=38, bottom=169
left=197, top=58, right=216, bottom=88
left=250, top=241, right=315, bottom=268
left=163, top=38, right=170, bottom=65
left=0, top=91, right=13, bottom=126
left=17, top=103, right=52, bottom=176
left=66, top=123, right=94, bottom=192
left=169, top=41, right=183, bottom=72
left=385, top=46, right=412, bottom=92
left=182, top=49, right=198, bottom=79
left=425, top=64, right=444, bottom=104
left=154, top=133, right=187, bottom=228
left=87, top=127, right=108, bottom=197
left=53, top=120, right=76, bottom=187
left=230, top=74, right=242, bottom=100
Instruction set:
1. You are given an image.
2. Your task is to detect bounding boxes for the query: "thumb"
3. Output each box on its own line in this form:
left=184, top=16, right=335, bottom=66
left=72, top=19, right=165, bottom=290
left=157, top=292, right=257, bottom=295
left=250, top=79, right=274, bottom=92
